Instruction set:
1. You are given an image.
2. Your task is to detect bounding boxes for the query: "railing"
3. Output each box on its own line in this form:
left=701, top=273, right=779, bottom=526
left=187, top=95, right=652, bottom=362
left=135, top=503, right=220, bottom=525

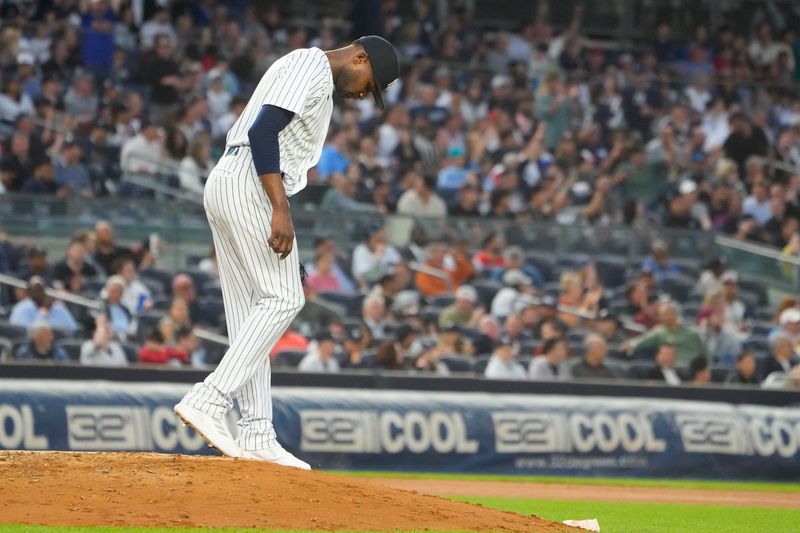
left=0, top=272, right=229, bottom=347
left=2, top=193, right=799, bottom=295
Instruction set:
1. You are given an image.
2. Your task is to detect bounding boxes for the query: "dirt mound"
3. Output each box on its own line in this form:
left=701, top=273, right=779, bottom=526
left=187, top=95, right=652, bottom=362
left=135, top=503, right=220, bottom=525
left=0, top=451, right=570, bottom=532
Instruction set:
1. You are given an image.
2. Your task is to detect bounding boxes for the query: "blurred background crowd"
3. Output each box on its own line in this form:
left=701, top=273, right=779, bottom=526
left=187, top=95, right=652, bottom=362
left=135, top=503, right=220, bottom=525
left=1, top=0, right=800, bottom=388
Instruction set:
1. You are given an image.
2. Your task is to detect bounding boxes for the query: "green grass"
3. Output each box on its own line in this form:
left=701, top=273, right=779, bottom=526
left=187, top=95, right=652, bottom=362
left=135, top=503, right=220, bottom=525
left=457, top=497, right=800, bottom=533
left=329, top=470, right=800, bottom=493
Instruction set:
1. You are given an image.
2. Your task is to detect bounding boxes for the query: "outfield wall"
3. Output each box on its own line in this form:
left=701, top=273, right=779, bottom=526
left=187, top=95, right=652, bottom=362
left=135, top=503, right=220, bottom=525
left=1, top=379, right=799, bottom=480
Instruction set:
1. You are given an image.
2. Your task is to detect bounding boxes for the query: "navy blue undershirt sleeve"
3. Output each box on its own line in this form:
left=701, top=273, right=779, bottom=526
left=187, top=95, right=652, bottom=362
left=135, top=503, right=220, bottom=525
left=248, top=104, right=295, bottom=176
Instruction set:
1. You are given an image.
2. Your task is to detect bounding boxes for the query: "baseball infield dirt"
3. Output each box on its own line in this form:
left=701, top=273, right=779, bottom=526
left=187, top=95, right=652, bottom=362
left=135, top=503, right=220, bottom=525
left=0, top=451, right=573, bottom=531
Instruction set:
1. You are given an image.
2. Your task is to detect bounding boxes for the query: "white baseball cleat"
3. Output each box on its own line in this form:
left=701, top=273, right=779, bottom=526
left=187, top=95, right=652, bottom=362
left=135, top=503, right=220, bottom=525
left=174, top=402, right=242, bottom=458
left=241, top=441, right=311, bottom=470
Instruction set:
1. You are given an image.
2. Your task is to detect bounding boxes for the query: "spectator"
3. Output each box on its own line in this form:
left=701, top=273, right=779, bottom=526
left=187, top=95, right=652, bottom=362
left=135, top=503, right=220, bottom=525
left=271, top=323, right=309, bottom=358
left=10, top=275, right=78, bottom=333
left=571, top=334, right=616, bottom=380
left=493, top=246, right=544, bottom=288
left=484, top=341, right=526, bottom=380
left=63, top=73, right=99, bottom=124
left=351, top=226, right=402, bottom=290
left=361, top=294, right=390, bottom=341
left=397, top=172, right=447, bottom=217
left=80, top=314, right=127, bottom=366
left=340, top=325, right=370, bottom=369
left=491, top=268, right=535, bottom=319
left=52, top=239, right=98, bottom=293
left=120, top=120, right=164, bottom=176
left=79, top=0, right=115, bottom=76
left=719, top=271, right=749, bottom=338
left=159, top=297, right=191, bottom=345
left=688, top=355, right=711, bottom=385
left=53, top=141, right=92, bottom=198
left=304, top=237, right=356, bottom=294
left=640, top=239, right=681, bottom=281
left=375, top=324, right=417, bottom=371
left=535, top=70, right=574, bottom=150
left=115, top=257, right=152, bottom=315
left=171, top=274, right=203, bottom=326
left=15, top=320, right=67, bottom=361
left=697, top=290, right=742, bottom=368
left=694, top=257, right=729, bottom=296
left=0, top=77, right=35, bottom=127
left=15, top=246, right=51, bottom=282
left=93, top=220, right=132, bottom=276
left=305, top=253, right=342, bottom=294
left=761, top=333, right=800, bottom=380
left=439, top=284, right=482, bottom=328
left=1, top=133, right=35, bottom=192
left=317, top=129, right=350, bottom=179
left=725, top=351, right=760, bottom=385
left=298, top=332, right=341, bottom=373
left=768, top=307, right=800, bottom=348
left=528, top=337, right=568, bottom=381
left=643, top=343, right=682, bottom=385
left=143, top=34, right=184, bottom=118
left=557, top=272, right=602, bottom=328
left=21, top=159, right=61, bottom=195
left=628, top=300, right=707, bottom=365
left=174, top=326, right=201, bottom=367
left=415, top=323, right=471, bottom=373
left=724, top=113, right=769, bottom=178
left=472, top=232, right=505, bottom=274
left=414, top=242, right=471, bottom=298
left=100, top=275, right=133, bottom=340
left=742, top=180, right=771, bottom=224
left=178, top=134, right=212, bottom=195
left=138, top=328, right=188, bottom=366
left=449, top=183, right=482, bottom=217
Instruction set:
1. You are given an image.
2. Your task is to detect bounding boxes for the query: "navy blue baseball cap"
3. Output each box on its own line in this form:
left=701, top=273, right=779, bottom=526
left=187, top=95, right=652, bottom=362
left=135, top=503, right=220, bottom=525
left=354, top=35, right=399, bottom=110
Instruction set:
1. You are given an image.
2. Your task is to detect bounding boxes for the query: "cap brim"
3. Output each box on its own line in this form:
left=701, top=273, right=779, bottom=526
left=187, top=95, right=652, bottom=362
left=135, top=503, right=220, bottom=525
left=371, top=85, right=384, bottom=110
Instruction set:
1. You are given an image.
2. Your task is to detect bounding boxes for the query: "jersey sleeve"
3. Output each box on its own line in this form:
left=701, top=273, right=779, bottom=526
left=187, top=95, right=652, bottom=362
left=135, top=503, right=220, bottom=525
left=261, top=49, right=327, bottom=115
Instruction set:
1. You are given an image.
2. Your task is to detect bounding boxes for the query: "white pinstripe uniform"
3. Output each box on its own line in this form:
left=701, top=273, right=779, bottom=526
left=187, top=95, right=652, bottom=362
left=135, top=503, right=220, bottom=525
left=181, top=47, right=334, bottom=451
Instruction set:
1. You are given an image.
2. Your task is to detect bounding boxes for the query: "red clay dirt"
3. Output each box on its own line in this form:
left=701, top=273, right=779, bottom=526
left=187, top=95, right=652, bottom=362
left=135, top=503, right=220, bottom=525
left=0, top=451, right=573, bottom=531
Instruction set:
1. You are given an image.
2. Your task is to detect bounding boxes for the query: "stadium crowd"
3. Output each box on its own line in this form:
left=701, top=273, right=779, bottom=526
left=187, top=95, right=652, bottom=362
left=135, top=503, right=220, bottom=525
left=1, top=0, right=800, bottom=387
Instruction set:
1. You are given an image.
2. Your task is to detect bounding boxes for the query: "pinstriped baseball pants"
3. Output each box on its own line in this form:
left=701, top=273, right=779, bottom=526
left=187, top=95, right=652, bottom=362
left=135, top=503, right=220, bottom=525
left=182, top=147, right=304, bottom=450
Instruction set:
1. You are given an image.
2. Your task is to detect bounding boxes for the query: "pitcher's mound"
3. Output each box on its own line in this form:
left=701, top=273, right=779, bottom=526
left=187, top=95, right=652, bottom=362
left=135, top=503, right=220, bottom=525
left=0, top=451, right=570, bottom=531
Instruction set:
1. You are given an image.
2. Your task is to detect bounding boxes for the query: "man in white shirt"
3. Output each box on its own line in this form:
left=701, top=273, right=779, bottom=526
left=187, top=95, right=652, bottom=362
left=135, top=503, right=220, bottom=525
left=80, top=314, right=128, bottom=366
left=529, top=337, right=568, bottom=381
left=120, top=120, right=164, bottom=176
left=396, top=172, right=447, bottom=218
left=298, top=332, right=341, bottom=373
left=485, top=342, right=526, bottom=380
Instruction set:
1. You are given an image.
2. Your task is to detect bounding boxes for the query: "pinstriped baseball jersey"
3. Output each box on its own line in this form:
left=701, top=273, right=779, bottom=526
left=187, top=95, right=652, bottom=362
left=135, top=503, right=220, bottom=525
left=226, top=47, right=334, bottom=196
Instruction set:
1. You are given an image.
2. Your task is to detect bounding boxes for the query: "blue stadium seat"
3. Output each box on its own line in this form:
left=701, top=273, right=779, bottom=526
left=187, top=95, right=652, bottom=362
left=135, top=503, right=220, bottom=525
left=317, top=292, right=365, bottom=317
left=525, top=253, right=555, bottom=282
left=58, top=339, right=85, bottom=361
left=595, top=258, right=628, bottom=288
left=439, top=354, right=474, bottom=373
left=139, top=268, right=173, bottom=295
left=121, top=342, right=139, bottom=363
left=473, top=355, right=492, bottom=374
left=429, top=295, right=455, bottom=308
left=710, top=367, right=731, bottom=383
left=274, top=350, right=307, bottom=368
left=0, top=321, right=27, bottom=341
left=471, top=280, right=503, bottom=309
